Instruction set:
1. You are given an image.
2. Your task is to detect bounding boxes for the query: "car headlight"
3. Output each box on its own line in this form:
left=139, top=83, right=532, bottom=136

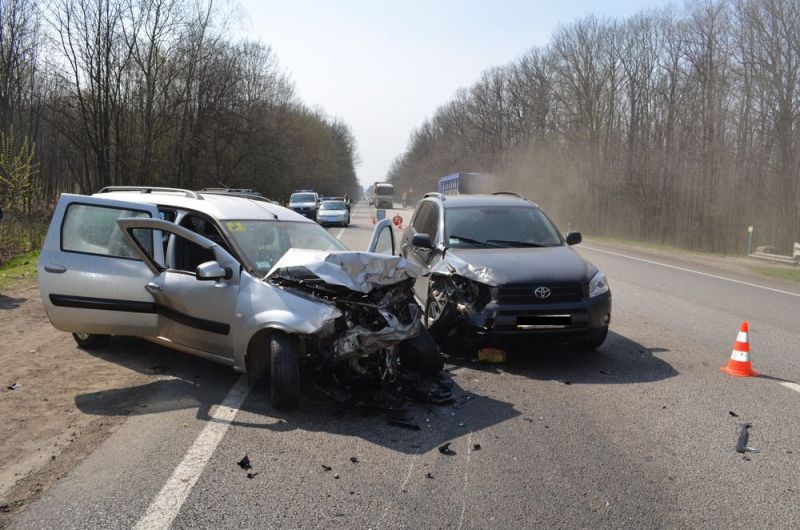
left=588, top=271, right=609, bottom=298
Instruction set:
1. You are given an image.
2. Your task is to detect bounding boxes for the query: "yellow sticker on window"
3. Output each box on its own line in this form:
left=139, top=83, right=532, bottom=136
left=226, top=221, right=246, bottom=232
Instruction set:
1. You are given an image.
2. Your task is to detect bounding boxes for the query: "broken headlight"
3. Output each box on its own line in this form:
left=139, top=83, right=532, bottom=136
left=447, top=275, right=492, bottom=310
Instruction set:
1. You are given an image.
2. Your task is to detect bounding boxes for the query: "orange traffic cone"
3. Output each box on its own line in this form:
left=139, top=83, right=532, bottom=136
left=720, top=321, right=758, bottom=377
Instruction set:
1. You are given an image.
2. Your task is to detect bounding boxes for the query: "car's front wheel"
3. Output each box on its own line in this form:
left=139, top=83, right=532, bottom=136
left=72, top=333, right=109, bottom=349
left=269, top=331, right=300, bottom=409
left=570, top=327, right=609, bottom=351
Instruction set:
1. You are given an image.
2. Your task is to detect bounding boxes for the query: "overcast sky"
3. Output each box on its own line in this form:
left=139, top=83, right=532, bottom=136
left=234, top=0, right=674, bottom=189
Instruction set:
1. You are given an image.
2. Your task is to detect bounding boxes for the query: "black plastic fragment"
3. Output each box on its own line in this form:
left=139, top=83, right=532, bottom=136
left=389, top=418, right=421, bottom=430
left=438, top=442, right=456, bottom=456
left=473, top=443, right=481, bottom=451
left=246, top=472, right=258, bottom=479
left=321, top=464, right=332, bottom=471
left=350, top=456, right=359, bottom=463
left=426, top=472, right=434, bottom=479
left=729, top=411, right=739, bottom=417
left=237, top=455, right=252, bottom=470
left=7, top=383, right=20, bottom=390
left=735, top=423, right=758, bottom=453
left=599, top=370, right=611, bottom=375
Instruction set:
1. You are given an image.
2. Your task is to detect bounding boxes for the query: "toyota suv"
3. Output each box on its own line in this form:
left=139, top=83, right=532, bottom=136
left=399, top=192, right=611, bottom=354
left=37, top=186, right=441, bottom=409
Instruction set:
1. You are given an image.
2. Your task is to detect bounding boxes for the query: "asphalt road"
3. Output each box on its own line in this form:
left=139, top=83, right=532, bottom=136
left=11, top=202, right=800, bottom=529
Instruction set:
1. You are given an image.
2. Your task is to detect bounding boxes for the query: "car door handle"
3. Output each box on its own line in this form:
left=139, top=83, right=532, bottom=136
left=44, top=265, right=67, bottom=274
left=145, top=282, right=162, bottom=293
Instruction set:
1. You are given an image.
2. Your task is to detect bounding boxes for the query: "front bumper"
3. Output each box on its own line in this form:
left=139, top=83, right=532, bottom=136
left=430, top=291, right=611, bottom=347
left=290, top=206, right=317, bottom=219
left=317, top=215, right=347, bottom=225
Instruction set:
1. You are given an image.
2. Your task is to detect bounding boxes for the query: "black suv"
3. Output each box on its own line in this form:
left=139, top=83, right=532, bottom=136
left=400, top=192, right=611, bottom=353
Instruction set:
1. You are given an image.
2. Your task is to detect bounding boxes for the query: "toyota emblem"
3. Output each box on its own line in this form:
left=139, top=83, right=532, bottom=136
left=534, top=286, right=551, bottom=299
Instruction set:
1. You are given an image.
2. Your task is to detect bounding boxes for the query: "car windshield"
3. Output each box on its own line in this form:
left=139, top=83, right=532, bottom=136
left=445, top=205, right=563, bottom=248
left=320, top=201, right=346, bottom=211
left=290, top=193, right=316, bottom=203
left=222, top=220, right=346, bottom=274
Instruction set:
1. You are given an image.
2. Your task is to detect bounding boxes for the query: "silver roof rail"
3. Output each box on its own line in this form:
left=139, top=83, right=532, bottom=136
left=97, top=186, right=202, bottom=199
left=492, top=191, right=524, bottom=199
left=424, top=191, right=446, bottom=200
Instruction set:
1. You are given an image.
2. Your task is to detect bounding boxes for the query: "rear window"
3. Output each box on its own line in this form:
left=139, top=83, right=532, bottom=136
left=61, top=203, right=152, bottom=259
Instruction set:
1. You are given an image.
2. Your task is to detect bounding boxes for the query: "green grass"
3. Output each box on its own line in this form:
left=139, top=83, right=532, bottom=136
left=749, top=265, right=800, bottom=283
left=0, top=250, right=39, bottom=288
left=584, top=234, right=733, bottom=256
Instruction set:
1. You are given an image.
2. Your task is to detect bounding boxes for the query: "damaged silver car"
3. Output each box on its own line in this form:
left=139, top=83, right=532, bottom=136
left=37, top=187, right=442, bottom=408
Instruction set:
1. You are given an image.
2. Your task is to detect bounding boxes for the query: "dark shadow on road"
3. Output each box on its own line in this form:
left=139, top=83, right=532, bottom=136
left=0, top=293, right=27, bottom=309
left=444, top=330, right=678, bottom=385
left=75, top=336, right=520, bottom=454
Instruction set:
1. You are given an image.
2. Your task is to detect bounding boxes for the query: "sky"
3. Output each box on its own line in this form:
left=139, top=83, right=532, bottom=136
left=233, top=0, right=674, bottom=189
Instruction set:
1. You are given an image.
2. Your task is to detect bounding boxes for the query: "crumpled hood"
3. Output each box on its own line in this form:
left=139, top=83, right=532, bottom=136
left=266, top=248, right=425, bottom=293
left=438, top=245, right=595, bottom=286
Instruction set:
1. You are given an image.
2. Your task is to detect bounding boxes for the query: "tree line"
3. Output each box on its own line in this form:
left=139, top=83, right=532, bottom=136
left=388, top=0, right=800, bottom=253
left=0, top=0, right=360, bottom=218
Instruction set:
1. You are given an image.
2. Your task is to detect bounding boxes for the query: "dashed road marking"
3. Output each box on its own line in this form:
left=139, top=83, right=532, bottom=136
left=581, top=245, right=800, bottom=299
left=134, top=376, right=250, bottom=530
left=779, top=382, right=800, bottom=394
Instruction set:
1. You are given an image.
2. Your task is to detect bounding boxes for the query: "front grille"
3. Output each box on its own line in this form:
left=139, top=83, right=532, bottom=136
left=498, top=283, right=584, bottom=304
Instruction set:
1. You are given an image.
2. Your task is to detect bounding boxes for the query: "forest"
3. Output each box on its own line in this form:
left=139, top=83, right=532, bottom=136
left=0, top=0, right=360, bottom=262
left=388, top=0, right=800, bottom=253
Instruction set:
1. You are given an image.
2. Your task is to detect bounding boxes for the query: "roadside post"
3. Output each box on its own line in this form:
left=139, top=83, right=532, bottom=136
left=747, top=226, right=753, bottom=256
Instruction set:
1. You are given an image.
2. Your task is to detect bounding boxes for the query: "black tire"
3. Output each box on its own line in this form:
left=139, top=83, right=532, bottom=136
left=400, top=327, right=444, bottom=375
left=269, top=332, right=300, bottom=409
left=72, top=333, right=109, bottom=349
left=570, top=327, right=609, bottom=350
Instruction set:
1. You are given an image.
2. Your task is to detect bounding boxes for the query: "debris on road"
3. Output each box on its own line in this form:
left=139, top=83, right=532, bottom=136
left=246, top=472, right=259, bottom=479
left=729, top=411, right=739, bottom=418
left=350, top=456, right=359, bottom=463
left=237, top=455, right=252, bottom=470
left=599, top=370, right=612, bottom=375
left=735, top=423, right=759, bottom=454
left=334, top=473, right=340, bottom=479
left=321, top=464, right=333, bottom=471
left=7, top=383, right=21, bottom=390
left=473, top=443, right=481, bottom=451
left=426, top=472, right=434, bottom=479
left=438, top=442, right=456, bottom=456
left=551, top=379, right=572, bottom=385
left=389, top=418, right=421, bottom=430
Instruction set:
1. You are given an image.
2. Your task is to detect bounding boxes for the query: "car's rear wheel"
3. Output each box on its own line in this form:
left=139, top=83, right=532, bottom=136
left=570, top=327, right=609, bottom=350
left=72, top=333, right=109, bottom=349
left=269, top=331, right=300, bottom=409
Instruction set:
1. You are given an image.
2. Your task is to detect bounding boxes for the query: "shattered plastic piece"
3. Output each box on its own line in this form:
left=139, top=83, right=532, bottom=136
left=729, top=411, right=739, bottom=418
left=237, top=456, right=252, bottom=470
left=350, top=457, right=359, bottom=463
left=7, top=383, right=20, bottom=390
left=334, top=473, right=340, bottom=479
left=426, top=472, right=434, bottom=479
left=438, top=442, right=456, bottom=456
left=389, top=419, right=421, bottom=430
left=599, top=370, right=611, bottom=375
left=321, top=464, right=333, bottom=471
left=735, top=423, right=759, bottom=453
left=473, top=443, right=481, bottom=451
left=458, top=422, right=466, bottom=427
left=246, top=472, right=259, bottom=479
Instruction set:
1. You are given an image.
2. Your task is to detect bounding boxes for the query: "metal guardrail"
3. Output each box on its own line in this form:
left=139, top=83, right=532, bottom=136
left=749, top=251, right=799, bottom=266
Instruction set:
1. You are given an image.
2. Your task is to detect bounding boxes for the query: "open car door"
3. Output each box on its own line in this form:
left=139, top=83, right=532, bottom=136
left=37, top=194, right=163, bottom=337
left=117, top=218, right=241, bottom=361
left=367, top=218, right=396, bottom=255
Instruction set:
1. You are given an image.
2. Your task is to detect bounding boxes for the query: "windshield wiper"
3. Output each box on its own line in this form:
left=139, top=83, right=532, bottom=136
left=449, top=234, right=502, bottom=248
left=486, top=239, right=548, bottom=247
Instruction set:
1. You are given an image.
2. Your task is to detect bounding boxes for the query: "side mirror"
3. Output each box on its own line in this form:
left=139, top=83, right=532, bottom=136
left=196, top=260, right=232, bottom=281
left=412, top=233, right=434, bottom=249
left=566, top=231, right=582, bottom=245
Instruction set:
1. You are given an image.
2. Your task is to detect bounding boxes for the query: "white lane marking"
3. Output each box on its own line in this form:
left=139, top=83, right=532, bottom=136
left=457, top=431, right=473, bottom=530
left=780, top=382, right=800, bottom=394
left=581, top=245, right=800, bottom=299
left=135, top=376, right=250, bottom=530
left=332, top=227, right=346, bottom=240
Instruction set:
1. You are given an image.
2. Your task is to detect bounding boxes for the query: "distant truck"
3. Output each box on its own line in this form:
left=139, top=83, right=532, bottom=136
left=437, top=172, right=488, bottom=195
left=374, top=182, right=394, bottom=209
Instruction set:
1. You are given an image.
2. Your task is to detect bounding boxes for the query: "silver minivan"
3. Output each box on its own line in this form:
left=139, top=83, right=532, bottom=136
left=37, top=187, right=439, bottom=408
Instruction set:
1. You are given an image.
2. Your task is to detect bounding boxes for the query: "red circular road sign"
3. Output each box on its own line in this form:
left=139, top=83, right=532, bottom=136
left=392, top=214, right=403, bottom=227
